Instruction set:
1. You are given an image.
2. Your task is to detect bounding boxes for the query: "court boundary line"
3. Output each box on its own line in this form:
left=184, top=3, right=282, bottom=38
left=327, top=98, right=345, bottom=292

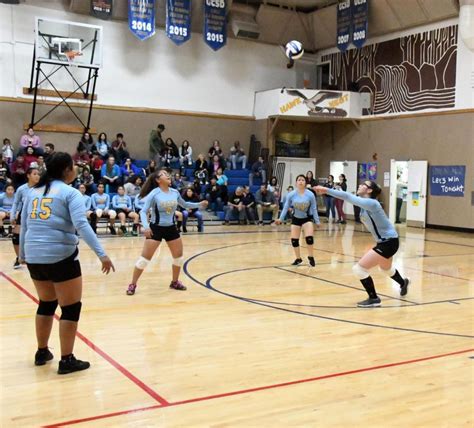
left=0, top=272, right=170, bottom=406
left=43, top=347, right=474, bottom=427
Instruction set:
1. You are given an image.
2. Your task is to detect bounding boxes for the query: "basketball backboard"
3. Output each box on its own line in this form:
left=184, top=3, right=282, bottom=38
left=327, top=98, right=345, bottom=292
left=35, top=17, right=103, bottom=68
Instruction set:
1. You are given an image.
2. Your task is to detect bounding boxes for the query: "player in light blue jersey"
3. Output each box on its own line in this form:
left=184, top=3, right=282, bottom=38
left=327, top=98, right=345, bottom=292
left=0, top=183, right=15, bottom=237
left=111, top=185, right=139, bottom=236
left=10, top=166, right=40, bottom=269
left=19, top=153, right=114, bottom=374
left=133, top=194, right=146, bottom=214
left=78, top=183, right=93, bottom=227
left=126, top=169, right=208, bottom=295
left=315, top=181, right=409, bottom=308
left=90, top=182, right=117, bottom=235
left=276, top=175, right=320, bottom=267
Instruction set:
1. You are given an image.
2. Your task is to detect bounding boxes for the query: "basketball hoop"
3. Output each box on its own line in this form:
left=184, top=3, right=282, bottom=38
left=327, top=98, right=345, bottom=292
left=65, top=50, right=83, bottom=66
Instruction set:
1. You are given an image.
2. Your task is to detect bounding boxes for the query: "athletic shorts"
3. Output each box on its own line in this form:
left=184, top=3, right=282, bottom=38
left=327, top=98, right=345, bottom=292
left=115, top=208, right=130, bottom=216
left=372, top=238, right=399, bottom=259
left=27, top=248, right=82, bottom=282
left=291, top=216, right=313, bottom=226
left=148, top=224, right=180, bottom=242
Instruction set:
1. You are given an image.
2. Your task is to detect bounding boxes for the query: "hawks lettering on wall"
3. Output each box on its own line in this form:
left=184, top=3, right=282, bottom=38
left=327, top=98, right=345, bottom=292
left=322, top=26, right=458, bottom=114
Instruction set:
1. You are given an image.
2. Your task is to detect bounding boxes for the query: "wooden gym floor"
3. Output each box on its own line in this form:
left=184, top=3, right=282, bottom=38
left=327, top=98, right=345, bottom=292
left=1, top=222, right=473, bottom=427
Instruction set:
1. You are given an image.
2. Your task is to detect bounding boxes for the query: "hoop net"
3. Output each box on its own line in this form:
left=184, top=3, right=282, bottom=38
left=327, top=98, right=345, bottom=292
left=65, top=50, right=83, bottom=67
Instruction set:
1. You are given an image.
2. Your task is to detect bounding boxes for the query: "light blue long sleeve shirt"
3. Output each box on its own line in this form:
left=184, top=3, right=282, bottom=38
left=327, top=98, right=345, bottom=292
left=112, top=194, right=132, bottom=210
left=10, top=184, right=31, bottom=219
left=91, top=192, right=110, bottom=210
left=279, top=189, right=320, bottom=224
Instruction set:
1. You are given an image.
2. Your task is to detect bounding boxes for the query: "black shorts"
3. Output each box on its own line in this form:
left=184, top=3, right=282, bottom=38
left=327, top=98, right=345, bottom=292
left=115, top=208, right=130, bottom=216
left=373, top=238, right=399, bottom=259
left=27, top=248, right=82, bottom=282
left=148, top=224, right=180, bottom=242
left=291, top=216, right=313, bottom=226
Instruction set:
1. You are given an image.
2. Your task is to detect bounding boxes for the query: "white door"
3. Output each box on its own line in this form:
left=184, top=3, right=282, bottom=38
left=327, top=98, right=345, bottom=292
left=389, top=159, right=398, bottom=223
left=276, top=157, right=316, bottom=197
left=330, top=161, right=357, bottom=215
left=406, top=160, right=428, bottom=228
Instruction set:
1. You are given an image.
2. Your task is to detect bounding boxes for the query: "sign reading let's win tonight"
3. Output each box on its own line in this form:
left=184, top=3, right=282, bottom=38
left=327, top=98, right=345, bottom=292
left=429, top=165, right=466, bottom=197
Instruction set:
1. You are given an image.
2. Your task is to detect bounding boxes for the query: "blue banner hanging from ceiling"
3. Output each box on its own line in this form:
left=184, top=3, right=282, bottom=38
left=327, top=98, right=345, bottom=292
left=128, top=0, right=156, bottom=41
left=203, top=0, right=227, bottom=51
left=337, top=0, right=351, bottom=52
left=351, top=0, right=368, bottom=49
left=166, top=0, right=191, bottom=45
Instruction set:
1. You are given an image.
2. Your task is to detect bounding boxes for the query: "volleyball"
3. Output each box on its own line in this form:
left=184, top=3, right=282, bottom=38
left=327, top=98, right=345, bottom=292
left=285, top=40, right=304, bottom=60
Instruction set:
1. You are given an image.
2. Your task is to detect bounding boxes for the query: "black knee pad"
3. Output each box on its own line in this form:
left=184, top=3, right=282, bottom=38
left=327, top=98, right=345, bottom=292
left=37, top=299, right=58, bottom=316
left=305, top=236, right=314, bottom=246
left=291, top=238, right=300, bottom=248
left=12, top=233, right=20, bottom=245
left=60, top=301, right=82, bottom=322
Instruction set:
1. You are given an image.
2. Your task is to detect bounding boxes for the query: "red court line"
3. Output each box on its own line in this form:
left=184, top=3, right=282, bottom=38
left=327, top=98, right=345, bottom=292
left=44, top=347, right=474, bottom=427
left=0, top=272, right=169, bottom=406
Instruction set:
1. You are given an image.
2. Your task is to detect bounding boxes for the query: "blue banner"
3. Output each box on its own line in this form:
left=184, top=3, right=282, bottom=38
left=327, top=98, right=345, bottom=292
left=337, top=0, right=351, bottom=52
left=351, top=0, right=368, bottom=49
left=203, top=0, right=226, bottom=51
left=128, top=0, right=155, bottom=41
left=430, top=165, right=465, bottom=197
left=166, top=0, right=191, bottom=45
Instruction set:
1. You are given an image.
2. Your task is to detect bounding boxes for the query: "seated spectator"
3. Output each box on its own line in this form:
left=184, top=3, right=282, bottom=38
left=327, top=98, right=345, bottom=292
left=205, top=176, right=225, bottom=213
left=242, top=185, right=257, bottom=224
left=90, top=152, right=104, bottom=183
left=43, top=143, right=55, bottom=161
left=77, top=167, right=96, bottom=195
left=2, top=138, right=14, bottom=165
left=72, top=147, right=91, bottom=173
left=35, top=155, right=47, bottom=176
left=78, top=131, right=95, bottom=154
left=90, top=182, right=117, bottom=234
left=112, top=185, right=139, bottom=236
left=101, top=156, right=121, bottom=193
left=162, top=138, right=179, bottom=163
left=180, top=187, right=204, bottom=233
left=208, top=140, right=224, bottom=162
left=111, top=133, right=130, bottom=163
left=249, top=156, right=266, bottom=186
left=172, top=172, right=186, bottom=192
left=179, top=140, right=193, bottom=168
left=145, top=159, right=157, bottom=177
left=95, top=132, right=110, bottom=160
left=161, top=146, right=175, bottom=168
left=24, top=146, right=38, bottom=168
left=229, top=140, right=247, bottom=170
left=0, top=155, right=10, bottom=192
left=216, top=167, right=228, bottom=187
left=224, top=186, right=246, bottom=225
left=11, top=154, right=28, bottom=187
left=124, top=175, right=143, bottom=199
left=194, top=154, right=209, bottom=185
left=191, top=178, right=203, bottom=199
left=268, top=176, right=281, bottom=202
left=255, top=183, right=278, bottom=225
left=0, top=183, right=15, bottom=236
left=208, top=154, right=225, bottom=177
left=121, top=157, right=141, bottom=179
left=19, top=127, right=42, bottom=154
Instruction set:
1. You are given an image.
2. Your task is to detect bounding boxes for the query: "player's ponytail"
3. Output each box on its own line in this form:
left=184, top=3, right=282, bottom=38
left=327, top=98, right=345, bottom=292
left=139, top=172, right=159, bottom=198
left=35, top=152, right=74, bottom=195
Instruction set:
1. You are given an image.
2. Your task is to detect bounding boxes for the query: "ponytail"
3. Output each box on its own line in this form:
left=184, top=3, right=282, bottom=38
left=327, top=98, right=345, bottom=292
left=35, top=152, right=73, bottom=195
left=139, top=172, right=159, bottom=198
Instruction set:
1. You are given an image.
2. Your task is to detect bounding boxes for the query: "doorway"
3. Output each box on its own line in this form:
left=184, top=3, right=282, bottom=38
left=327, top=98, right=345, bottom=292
left=389, top=161, right=408, bottom=224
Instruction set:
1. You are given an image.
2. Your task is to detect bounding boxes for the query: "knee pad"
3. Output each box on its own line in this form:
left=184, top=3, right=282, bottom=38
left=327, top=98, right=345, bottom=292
left=305, top=236, right=314, bottom=246
left=37, top=299, right=58, bottom=316
left=379, top=266, right=396, bottom=277
left=60, top=301, right=82, bottom=322
left=172, top=256, right=184, bottom=267
left=352, top=263, right=370, bottom=279
left=135, top=256, right=150, bottom=270
left=108, top=210, right=117, bottom=219
left=95, top=209, right=103, bottom=218
left=12, top=233, right=20, bottom=245
left=291, top=238, right=299, bottom=248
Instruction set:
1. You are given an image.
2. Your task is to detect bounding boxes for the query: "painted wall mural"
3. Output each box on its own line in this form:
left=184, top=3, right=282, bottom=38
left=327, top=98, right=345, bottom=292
left=321, top=25, right=458, bottom=114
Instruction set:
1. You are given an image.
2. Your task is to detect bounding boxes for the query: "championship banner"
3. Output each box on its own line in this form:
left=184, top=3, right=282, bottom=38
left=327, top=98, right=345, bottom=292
left=128, top=0, right=156, bottom=41
left=166, top=0, right=191, bottom=45
left=337, top=0, right=351, bottom=52
left=203, top=0, right=227, bottom=51
left=351, top=0, right=368, bottom=49
left=91, top=0, right=113, bottom=20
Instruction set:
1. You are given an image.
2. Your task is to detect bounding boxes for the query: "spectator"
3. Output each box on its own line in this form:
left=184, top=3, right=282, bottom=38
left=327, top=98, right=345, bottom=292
left=216, top=167, right=228, bottom=187
left=242, top=185, right=257, bottom=224
left=101, top=156, right=121, bottom=193
left=179, top=140, right=193, bottom=168
left=2, top=138, right=14, bottom=165
left=208, top=140, right=224, bottom=161
left=268, top=176, right=281, bottom=202
left=72, top=147, right=91, bottom=172
left=255, top=183, right=278, bottom=225
left=180, top=187, right=204, bottom=233
left=205, top=176, right=225, bottom=213
left=191, top=178, right=203, bottom=199
left=90, top=152, right=104, bottom=183
left=11, top=154, right=28, bottom=187
left=224, top=186, right=245, bottom=225
left=281, top=185, right=294, bottom=223
left=124, top=175, right=143, bottom=199
left=229, top=140, right=247, bottom=170
left=208, top=154, right=225, bottom=177
left=78, top=131, right=95, bottom=154
left=323, top=175, right=336, bottom=221
left=121, top=157, right=141, bottom=179
left=172, top=172, right=186, bottom=192
left=163, top=138, right=179, bottom=159
left=35, top=155, right=46, bottom=176
left=111, top=133, right=130, bottom=163
left=77, top=167, right=96, bottom=195
left=24, top=146, right=38, bottom=168
left=95, top=132, right=110, bottom=160
left=19, top=127, right=42, bottom=154
left=194, top=154, right=209, bottom=185
left=43, top=143, right=55, bottom=161
left=0, top=155, right=10, bottom=192
left=111, top=185, right=140, bottom=236
left=149, top=123, right=165, bottom=162
left=305, top=170, right=317, bottom=187
left=335, top=173, right=347, bottom=224
left=249, top=156, right=266, bottom=186
left=0, top=183, right=15, bottom=236
left=145, top=159, right=157, bottom=177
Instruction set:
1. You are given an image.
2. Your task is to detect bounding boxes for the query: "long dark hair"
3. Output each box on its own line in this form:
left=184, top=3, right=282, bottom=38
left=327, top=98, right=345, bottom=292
left=367, top=180, right=381, bottom=199
left=340, top=173, right=347, bottom=183
left=139, top=168, right=169, bottom=198
left=35, top=152, right=73, bottom=195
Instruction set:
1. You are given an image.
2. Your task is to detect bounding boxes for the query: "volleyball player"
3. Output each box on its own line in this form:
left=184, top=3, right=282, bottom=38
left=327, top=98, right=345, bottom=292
left=78, top=183, right=93, bottom=221
left=19, top=152, right=114, bottom=374
left=111, top=185, right=139, bottom=236
left=90, top=182, right=117, bottom=235
left=10, top=166, right=40, bottom=268
left=314, top=181, right=409, bottom=307
left=0, top=183, right=15, bottom=237
left=276, top=175, right=320, bottom=266
left=126, top=169, right=208, bottom=295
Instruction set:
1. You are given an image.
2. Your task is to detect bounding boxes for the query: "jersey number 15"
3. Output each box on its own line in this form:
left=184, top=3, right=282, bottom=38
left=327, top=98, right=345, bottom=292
left=30, top=198, right=53, bottom=220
